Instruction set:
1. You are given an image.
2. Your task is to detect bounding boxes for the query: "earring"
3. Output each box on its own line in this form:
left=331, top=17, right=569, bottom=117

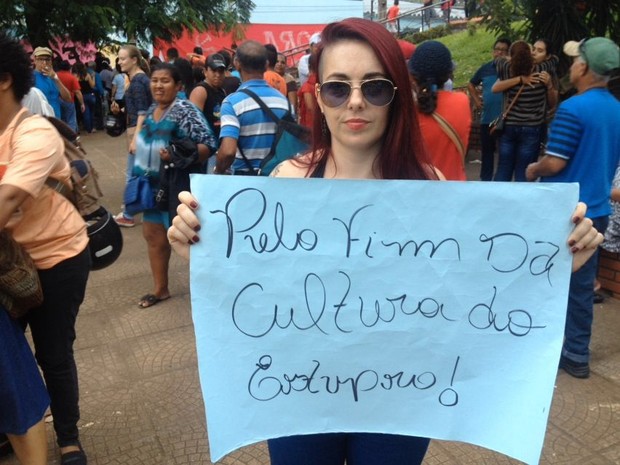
left=321, top=114, right=329, bottom=136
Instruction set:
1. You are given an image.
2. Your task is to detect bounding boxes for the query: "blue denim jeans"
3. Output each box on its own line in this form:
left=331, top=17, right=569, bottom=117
left=82, top=93, right=96, bottom=133
left=479, top=123, right=498, bottom=181
left=563, top=216, right=609, bottom=364
left=493, top=124, right=542, bottom=182
left=60, top=99, right=78, bottom=133
left=268, top=433, right=430, bottom=465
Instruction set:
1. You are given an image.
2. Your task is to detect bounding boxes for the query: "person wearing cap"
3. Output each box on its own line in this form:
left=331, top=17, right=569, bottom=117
left=408, top=40, right=470, bottom=181
left=189, top=53, right=228, bottom=141
left=526, top=37, right=620, bottom=379
left=32, top=46, right=71, bottom=118
left=215, top=40, right=289, bottom=175
left=298, top=32, right=321, bottom=86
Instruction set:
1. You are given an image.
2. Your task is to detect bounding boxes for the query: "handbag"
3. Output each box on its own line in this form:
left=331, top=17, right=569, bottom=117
left=0, top=231, right=43, bottom=319
left=490, top=84, right=525, bottom=136
left=124, top=174, right=156, bottom=216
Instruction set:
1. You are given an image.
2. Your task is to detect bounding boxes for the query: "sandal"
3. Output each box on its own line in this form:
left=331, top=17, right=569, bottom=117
left=137, top=293, right=170, bottom=308
left=61, top=448, right=87, bottom=465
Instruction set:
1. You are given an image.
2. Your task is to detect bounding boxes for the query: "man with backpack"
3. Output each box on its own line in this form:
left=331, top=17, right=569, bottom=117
left=189, top=54, right=228, bottom=141
left=215, top=41, right=291, bottom=175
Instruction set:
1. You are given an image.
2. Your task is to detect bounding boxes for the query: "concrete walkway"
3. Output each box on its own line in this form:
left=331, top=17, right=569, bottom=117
left=2, top=132, right=619, bottom=465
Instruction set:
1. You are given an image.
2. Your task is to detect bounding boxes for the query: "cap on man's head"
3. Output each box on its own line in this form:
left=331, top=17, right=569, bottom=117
left=33, top=46, right=53, bottom=58
left=564, top=37, right=620, bottom=75
left=310, top=33, right=321, bottom=45
left=207, top=54, right=227, bottom=70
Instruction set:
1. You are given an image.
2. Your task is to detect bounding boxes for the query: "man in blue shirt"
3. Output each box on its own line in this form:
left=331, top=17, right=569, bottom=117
left=32, top=47, right=71, bottom=118
left=468, top=38, right=510, bottom=181
left=527, top=37, right=620, bottom=379
left=216, top=40, right=289, bottom=175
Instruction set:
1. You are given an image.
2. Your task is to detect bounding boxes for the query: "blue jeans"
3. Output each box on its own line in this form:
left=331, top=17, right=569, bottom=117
left=493, top=124, right=542, bottom=182
left=22, top=247, right=90, bottom=447
left=563, top=216, right=609, bottom=364
left=268, top=433, right=430, bottom=465
left=82, top=93, right=96, bottom=133
left=60, top=99, right=78, bottom=133
left=479, top=123, right=498, bottom=181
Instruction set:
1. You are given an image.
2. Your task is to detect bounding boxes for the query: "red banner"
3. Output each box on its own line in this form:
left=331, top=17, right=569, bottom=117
left=154, top=24, right=325, bottom=66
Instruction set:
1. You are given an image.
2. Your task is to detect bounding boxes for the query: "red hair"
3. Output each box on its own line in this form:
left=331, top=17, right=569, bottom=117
left=307, top=18, right=435, bottom=181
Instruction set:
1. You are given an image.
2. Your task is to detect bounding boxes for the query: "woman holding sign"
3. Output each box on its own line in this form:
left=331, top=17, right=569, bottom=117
left=167, top=18, right=603, bottom=465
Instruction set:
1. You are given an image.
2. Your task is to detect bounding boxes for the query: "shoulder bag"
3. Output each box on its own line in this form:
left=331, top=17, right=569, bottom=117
left=489, top=84, right=525, bottom=136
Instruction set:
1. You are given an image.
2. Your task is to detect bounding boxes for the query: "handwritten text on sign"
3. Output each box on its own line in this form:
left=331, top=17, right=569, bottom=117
left=189, top=176, right=578, bottom=464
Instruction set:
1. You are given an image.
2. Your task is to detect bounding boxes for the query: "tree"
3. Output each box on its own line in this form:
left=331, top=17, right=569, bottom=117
left=480, top=0, right=620, bottom=75
left=0, top=0, right=254, bottom=47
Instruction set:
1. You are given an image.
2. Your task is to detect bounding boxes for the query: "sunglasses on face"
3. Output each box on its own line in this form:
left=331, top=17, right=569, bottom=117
left=317, top=78, right=397, bottom=108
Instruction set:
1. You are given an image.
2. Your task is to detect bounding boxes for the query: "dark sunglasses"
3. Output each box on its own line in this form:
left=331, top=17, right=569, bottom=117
left=317, top=78, right=397, bottom=108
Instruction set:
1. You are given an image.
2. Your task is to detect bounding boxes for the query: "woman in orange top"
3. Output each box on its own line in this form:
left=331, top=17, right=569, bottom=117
left=408, top=40, right=470, bottom=181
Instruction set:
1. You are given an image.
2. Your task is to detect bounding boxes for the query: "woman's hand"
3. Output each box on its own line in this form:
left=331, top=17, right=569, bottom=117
left=160, top=147, right=171, bottom=162
left=569, top=202, right=604, bottom=272
left=110, top=101, right=120, bottom=115
left=167, top=191, right=201, bottom=260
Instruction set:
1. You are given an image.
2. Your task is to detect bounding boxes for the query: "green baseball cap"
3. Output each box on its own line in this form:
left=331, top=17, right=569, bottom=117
left=563, top=37, right=620, bottom=76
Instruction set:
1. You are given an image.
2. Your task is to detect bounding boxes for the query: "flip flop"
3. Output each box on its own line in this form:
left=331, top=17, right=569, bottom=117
left=138, top=294, right=170, bottom=308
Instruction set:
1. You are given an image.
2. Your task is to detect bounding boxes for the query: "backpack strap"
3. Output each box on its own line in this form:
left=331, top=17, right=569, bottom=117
left=431, top=112, right=466, bottom=159
left=239, top=88, right=282, bottom=123
left=235, top=88, right=283, bottom=173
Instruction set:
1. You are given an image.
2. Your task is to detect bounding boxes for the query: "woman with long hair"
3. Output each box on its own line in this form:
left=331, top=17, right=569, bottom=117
left=111, top=44, right=152, bottom=227
left=72, top=61, right=96, bottom=133
left=166, top=19, right=603, bottom=465
left=492, top=40, right=558, bottom=182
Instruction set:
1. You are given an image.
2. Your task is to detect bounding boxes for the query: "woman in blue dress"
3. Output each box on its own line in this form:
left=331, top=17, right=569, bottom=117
left=133, top=63, right=216, bottom=308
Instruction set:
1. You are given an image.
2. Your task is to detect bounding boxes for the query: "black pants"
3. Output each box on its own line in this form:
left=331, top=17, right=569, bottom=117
left=22, top=247, right=90, bottom=447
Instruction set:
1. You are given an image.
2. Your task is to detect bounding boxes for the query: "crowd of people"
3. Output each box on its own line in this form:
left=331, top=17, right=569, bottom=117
left=1, top=14, right=619, bottom=465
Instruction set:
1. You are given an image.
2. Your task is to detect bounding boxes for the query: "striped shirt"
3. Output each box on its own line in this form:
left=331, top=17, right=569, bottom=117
left=495, top=56, right=557, bottom=126
left=220, top=80, right=290, bottom=172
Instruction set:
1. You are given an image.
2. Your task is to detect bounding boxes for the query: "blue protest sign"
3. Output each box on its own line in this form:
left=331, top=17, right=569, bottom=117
left=189, top=175, right=578, bottom=464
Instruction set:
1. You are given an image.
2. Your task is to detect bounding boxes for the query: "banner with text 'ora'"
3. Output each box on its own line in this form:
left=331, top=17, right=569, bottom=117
left=189, top=175, right=578, bottom=464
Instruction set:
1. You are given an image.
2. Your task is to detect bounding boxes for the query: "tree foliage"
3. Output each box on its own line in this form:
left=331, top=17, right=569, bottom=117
left=0, top=0, right=254, bottom=47
left=480, top=0, right=620, bottom=75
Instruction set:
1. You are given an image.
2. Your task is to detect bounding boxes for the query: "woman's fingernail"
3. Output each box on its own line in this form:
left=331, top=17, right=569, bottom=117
left=192, top=235, right=200, bottom=243
left=573, top=216, right=580, bottom=224
left=571, top=246, right=579, bottom=253
left=190, top=201, right=198, bottom=209
left=568, top=239, right=576, bottom=247
left=194, top=224, right=201, bottom=232
left=187, top=239, right=194, bottom=245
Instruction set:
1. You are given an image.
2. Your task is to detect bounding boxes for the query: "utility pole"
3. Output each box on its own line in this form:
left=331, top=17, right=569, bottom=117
left=378, top=0, right=387, bottom=20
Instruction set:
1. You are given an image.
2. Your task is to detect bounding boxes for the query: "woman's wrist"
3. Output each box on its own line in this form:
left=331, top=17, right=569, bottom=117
left=518, top=76, right=523, bottom=85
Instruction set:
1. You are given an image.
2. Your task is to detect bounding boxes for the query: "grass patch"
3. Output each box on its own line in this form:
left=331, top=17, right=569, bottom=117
left=436, top=24, right=499, bottom=88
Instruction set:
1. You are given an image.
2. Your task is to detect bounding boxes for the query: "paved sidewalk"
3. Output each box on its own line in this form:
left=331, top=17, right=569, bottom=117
left=2, top=133, right=619, bottom=465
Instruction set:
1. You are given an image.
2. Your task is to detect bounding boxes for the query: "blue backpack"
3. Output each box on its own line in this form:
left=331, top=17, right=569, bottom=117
left=238, top=88, right=311, bottom=176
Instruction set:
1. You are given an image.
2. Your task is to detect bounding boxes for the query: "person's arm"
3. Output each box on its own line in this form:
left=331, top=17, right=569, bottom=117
left=216, top=137, right=238, bottom=173
left=525, top=154, right=567, bottom=181
left=467, top=82, right=482, bottom=109
left=48, top=69, right=72, bottom=102
left=569, top=202, right=605, bottom=272
left=128, top=114, right=146, bottom=154
left=303, top=92, right=316, bottom=119
left=0, top=184, right=30, bottom=232
left=492, top=75, right=523, bottom=93
left=611, top=188, right=620, bottom=203
left=189, top=85, right=207, bottom=112
left=74, top=89, right=85, bottom=113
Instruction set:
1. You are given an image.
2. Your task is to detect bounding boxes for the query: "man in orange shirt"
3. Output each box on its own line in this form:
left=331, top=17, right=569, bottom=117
left=386, top=0, right=400, bottom=35
left=264, top=44, right=287, bottom=97
left=56, top=60, right=85, bottom=133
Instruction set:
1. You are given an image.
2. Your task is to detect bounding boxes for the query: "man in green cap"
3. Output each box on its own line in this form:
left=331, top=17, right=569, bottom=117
left=526, top=37, right=620, bottom=379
